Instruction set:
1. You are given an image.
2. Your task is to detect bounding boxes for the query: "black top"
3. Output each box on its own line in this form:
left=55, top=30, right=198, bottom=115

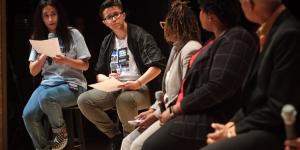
left=168, top=26, right=258, bottom=141
left=234, top=10, right=300, bottom=138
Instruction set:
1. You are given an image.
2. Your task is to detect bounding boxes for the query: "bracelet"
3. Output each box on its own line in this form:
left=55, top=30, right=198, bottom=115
left=173, top=105, right=179, bottom=115
left=170, top=105, right=177, bottom=115
left=226, top=128, right=236, bottom=138
left=226, top=130, right=233, bottom=138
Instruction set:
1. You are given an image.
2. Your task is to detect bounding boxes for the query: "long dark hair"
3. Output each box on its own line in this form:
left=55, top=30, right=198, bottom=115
left=165, top=1, right=201, bottom=47
left=32, top=0, right=72, bottom=51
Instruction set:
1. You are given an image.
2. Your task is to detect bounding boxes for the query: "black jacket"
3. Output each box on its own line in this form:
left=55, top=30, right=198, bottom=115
left=168, top=26, right=257, bottom=141
left=94, top=23, right=166, bottom=100
left=234, top=10, right=300, bottom=139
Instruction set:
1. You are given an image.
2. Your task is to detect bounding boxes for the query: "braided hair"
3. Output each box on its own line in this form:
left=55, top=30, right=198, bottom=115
left=164, top=0, right=201, bottom=46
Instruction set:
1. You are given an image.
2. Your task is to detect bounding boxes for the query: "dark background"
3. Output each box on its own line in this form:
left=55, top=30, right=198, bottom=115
left=6, top=0, right=298, bottom=149
left=6, top=0, right=171, bottom=149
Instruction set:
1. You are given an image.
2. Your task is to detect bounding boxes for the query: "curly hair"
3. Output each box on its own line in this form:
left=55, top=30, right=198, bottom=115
left=164, top=0, right=201, bottom=45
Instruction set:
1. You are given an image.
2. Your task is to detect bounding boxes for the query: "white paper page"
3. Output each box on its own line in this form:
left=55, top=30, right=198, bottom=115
left=89, top=78, right=124, bottom=92
left=29, top=38, right=62, bottom=57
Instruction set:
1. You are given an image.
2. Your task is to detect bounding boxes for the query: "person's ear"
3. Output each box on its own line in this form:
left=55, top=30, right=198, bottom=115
left=102, top=20, right=108, bottom=26
left=122, top=12, right=126, bottom=20
left=208, top=16, right=213, bottom=22
left=248, top=0, right=255, bottom=10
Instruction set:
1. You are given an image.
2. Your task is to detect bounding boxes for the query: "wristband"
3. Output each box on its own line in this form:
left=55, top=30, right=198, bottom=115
left=172, top=105, right=178, bottom=115
left=226, top=127, right=236, bottom=138
left=170, top=105, right=177, bottom=115
left=226, top=130, right=233, bottom=138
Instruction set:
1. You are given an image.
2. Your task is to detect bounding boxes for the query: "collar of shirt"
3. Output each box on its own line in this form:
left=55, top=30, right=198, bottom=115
left=256, top=4, right=286, bottom=51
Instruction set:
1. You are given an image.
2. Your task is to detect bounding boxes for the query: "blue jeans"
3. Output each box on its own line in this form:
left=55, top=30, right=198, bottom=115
left=22, top=83, right=85, bottom=150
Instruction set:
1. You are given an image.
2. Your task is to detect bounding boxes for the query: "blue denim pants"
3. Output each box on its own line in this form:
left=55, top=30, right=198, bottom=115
left=22, top=83, right=85, bottom=150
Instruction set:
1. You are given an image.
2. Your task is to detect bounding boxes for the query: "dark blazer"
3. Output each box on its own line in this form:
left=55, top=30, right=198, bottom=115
left=234, top=10, right=300, bottom=138
left=167, top=26, right=258, bottom=141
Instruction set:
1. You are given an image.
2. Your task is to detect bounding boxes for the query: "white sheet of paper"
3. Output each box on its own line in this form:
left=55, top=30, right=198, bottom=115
left=29, top=38, right=62, bottom=57
left=89, top=78, right=124, bottom=92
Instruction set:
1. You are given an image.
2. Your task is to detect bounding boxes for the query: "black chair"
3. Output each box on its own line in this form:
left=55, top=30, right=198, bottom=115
left=63, top=106, right=86, bottom=150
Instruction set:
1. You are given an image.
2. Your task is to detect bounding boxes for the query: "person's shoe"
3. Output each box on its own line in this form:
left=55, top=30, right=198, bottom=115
left=110, top=134, right=123, bottom=150
left=51, top=128, right=68, bottom=150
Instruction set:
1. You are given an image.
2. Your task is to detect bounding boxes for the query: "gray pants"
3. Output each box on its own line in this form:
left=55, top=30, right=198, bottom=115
left=77, top=86, right=151, bottom=138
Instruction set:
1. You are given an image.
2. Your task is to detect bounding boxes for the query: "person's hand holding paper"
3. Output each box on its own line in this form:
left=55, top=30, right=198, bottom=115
left=89, top=77, right=125, bottom=92
left=29, top=38, right=62, bottom=57
left=52, top=55, right=70, bottom=65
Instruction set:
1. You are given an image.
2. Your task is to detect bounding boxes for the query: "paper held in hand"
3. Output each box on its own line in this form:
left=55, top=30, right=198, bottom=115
left=29, top=38, right=62, bottom=57
left=89, top=77, right=124, bottom=92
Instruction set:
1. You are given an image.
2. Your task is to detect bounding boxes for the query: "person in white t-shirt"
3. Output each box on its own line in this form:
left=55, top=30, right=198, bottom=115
left=77, top=0, right=166, bottom=150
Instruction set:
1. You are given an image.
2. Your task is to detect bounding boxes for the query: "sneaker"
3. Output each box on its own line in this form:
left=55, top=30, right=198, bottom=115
left=51, top=128, right=68, bottom=150
left=111, top=134, right=123, bottom=150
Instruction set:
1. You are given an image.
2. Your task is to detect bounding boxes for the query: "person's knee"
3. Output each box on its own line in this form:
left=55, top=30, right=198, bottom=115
left=77, top=92, right=88, bottom=109
left=22, top=109, right=34, bottom=123
left=38, top=93, right=53, bottom=110
left=116, top=92, right=136, bottom=108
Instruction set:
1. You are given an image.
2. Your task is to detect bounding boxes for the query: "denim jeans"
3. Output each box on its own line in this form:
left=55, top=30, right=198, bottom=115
left=22, top=83, right=85, bottom=150
left=77, top=86, right=151, bottom=138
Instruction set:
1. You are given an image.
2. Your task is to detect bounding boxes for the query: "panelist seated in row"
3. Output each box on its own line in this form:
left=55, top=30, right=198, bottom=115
left=121, top=1, right=202, bottom=150
left=202, top=0, right=300, bottom=150
left=77, top=0, right=166, bottom=150
left=141, top=0, right=258, bottom=149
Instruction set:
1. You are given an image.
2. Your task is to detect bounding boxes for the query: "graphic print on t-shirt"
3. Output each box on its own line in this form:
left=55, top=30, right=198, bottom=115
left=110, top=47, right=130, bottom=74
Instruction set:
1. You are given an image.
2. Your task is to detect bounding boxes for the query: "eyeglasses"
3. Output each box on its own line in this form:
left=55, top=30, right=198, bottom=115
left=103, top=12, right=123, bottom=22
left=159, top=21, right=166, bottom=29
